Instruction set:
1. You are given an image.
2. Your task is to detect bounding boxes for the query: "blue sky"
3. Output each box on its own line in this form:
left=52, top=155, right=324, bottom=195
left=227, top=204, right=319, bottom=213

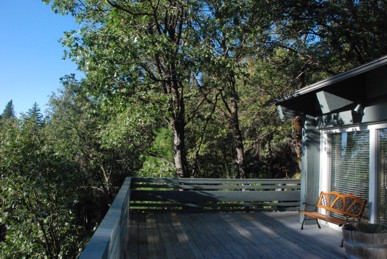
left=0, top=1, right=82, bottom=116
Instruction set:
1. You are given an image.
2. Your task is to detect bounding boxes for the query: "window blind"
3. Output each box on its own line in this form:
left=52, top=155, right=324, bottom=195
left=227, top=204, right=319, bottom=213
left=330, top=131, right=369, bottom=219
left=378, top=129, right=387, bottom=225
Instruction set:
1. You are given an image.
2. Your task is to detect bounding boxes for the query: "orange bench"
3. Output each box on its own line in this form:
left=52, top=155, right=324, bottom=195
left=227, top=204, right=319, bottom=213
left=299, top=191, right=366, bottom=230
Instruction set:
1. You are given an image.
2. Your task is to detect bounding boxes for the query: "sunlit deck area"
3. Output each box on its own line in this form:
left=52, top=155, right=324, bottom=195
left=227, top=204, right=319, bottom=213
left=128, top=211, right=346, bottom=259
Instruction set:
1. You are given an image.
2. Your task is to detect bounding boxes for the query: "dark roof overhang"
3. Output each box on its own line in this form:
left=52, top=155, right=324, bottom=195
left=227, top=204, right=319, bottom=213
left=276, top=56, right=387, bottom=119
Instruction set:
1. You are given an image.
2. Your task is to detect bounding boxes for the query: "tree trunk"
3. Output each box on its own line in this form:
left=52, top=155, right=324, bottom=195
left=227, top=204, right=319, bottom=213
left=219, top=76, right=247, bottom=179
left=170, top=78, right=189, bottom=178
left=171, top=115, right=188, bottom=178
left=230, top=96, right=246, bottom=179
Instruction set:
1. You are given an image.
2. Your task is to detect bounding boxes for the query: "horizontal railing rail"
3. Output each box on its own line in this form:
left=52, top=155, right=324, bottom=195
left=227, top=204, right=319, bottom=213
left=130, top=177, right=301, bottom=212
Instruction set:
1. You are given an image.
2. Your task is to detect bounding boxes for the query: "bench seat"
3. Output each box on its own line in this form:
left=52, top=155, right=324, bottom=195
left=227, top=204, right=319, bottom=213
left=299, top=210, right=347, bottom=226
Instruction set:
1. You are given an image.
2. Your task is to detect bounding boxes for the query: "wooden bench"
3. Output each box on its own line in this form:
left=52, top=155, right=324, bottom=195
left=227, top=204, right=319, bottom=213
left=299, top=191, right=366, bottom=230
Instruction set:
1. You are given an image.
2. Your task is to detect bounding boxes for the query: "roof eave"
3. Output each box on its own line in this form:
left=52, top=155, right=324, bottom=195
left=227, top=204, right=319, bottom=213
left=276, top=55, right=387, bottom=106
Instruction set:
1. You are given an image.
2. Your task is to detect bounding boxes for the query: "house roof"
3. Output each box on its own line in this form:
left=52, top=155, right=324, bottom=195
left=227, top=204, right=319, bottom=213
left=276, top=55, right=387, bottom=117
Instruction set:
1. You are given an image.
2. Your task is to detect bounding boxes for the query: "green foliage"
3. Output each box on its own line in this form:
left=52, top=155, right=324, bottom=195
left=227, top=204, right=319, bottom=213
left=0, top=116, right=83, bottom=258
left=45, top=75, right=143, bottom=228
left=138, top=128, right=175, bottom=178
left=0, top=75, right=147, bottom=257
left=150, top=128, right=174, bottom=162
left=25, top=102, right=45, bottom=127
left=1, top=100, right=15, bottom=119
left=185, top=103, right=238, bottom=178
left=45, top=0, right=214, bottom=177
left=276, top=0, right=387, bottom=72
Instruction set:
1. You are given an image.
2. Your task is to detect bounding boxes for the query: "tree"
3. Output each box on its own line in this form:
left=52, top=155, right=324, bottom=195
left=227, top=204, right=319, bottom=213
left=25, top=102, right=44, bottom=127
left=44, top=0, right=278, bottom=178
left=45, top=74, right=151, bottom=232
left=194, top=0, right=284, bottom=178
left=1, top=73, right=155, bottom=257
left=41, top=0, right=387, bottom=180
left=46, top=75, right=121, bottom=224
left=240, top=50, right=304, bottom=178
left=44, top=0, right=210, bottom=177
left=0, top=111, right=82, bottom=258
left=274, top=0, right=387, bottom=76
left=1, top=100, right=15, bottom=119
left=0, top=73, right=156, bottom=257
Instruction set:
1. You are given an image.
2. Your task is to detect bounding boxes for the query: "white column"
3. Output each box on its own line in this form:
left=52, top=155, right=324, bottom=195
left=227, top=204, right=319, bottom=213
left=369, top=126, right=378, bottom=223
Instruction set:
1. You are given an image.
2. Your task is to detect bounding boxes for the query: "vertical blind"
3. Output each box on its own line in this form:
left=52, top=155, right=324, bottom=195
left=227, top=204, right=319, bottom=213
left=330, top=131, right=369, bottom=219
left=378, top=129, right=387, bottom=225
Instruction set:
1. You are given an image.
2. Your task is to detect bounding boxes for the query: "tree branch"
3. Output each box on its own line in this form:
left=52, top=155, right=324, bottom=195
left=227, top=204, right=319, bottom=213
left=106, top=0, right=153, bottom=16
left=185, top=88, right=212, bottom=125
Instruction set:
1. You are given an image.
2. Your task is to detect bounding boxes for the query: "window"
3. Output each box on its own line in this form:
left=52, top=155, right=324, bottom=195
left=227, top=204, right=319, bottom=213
left=378, top=129, right=387, bottom=225
left=322, top=124, right=387, bottom=224
left=330, top=130, right=369, bottom=219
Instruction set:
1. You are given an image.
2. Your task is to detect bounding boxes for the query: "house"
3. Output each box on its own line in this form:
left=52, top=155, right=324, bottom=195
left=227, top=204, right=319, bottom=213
left=276, top=55, right=387, bottom=227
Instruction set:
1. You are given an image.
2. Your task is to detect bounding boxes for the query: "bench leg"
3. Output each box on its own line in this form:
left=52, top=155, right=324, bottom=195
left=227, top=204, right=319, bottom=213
left=340, top=237, right=344, bottom=247
left=301, top=217, right=321, bottom=230
left=301, top=215, right=306, bottom=230
left=316, top=219, right=321, bottom=229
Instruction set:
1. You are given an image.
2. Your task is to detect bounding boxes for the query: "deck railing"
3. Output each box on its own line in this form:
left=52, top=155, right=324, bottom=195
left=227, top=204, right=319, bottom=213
left=79, top=178, right=132, bottom=259
left=130, top=177, right=301, bottom=212
left=80, top=177, right=300, bottom=258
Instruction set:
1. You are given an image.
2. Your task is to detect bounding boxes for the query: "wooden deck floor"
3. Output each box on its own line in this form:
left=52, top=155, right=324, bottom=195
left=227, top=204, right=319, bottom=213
left=128, top=211, right=346, bottom=259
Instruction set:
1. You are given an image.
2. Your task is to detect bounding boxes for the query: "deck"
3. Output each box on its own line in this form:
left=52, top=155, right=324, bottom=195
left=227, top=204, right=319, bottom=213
left=128, top=211, right=346, bottom=259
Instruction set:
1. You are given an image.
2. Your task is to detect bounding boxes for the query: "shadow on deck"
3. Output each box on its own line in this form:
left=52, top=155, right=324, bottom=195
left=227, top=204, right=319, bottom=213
left=128, top=211, right=346, bottom=259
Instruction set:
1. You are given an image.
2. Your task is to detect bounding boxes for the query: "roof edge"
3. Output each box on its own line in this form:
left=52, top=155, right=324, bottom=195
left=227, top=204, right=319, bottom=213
left=276, top=55, right=387, bottom=104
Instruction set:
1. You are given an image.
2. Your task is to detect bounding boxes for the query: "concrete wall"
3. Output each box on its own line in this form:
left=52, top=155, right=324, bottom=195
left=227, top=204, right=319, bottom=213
left=79, top=177, right=132, bottom=259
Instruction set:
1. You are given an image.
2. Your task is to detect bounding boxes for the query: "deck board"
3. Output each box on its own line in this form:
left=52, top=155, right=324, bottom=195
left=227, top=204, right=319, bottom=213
left=128, top=211, right=346, bottom=259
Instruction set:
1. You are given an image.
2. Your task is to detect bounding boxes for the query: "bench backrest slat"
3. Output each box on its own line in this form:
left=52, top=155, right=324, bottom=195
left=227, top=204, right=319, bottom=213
left=316, top=191, right=366, bottom=218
